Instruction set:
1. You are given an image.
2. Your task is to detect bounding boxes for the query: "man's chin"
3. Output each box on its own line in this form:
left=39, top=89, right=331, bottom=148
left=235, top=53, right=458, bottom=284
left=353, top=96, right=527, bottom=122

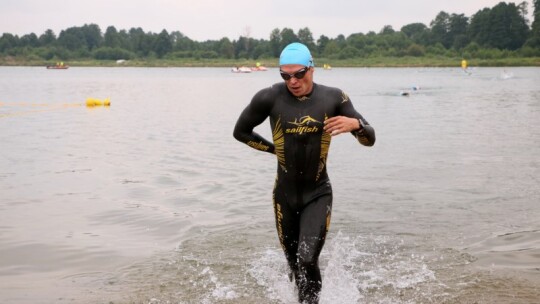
left=289, top=87, right=303, bottom=96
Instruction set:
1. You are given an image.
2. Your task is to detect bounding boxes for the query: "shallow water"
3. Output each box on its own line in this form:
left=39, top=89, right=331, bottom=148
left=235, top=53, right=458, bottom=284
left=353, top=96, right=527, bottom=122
left=1, top=66, right=539, bottom=303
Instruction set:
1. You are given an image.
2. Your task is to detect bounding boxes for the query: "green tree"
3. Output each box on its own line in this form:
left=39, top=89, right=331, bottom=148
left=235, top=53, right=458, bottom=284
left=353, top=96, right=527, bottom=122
left=338, top=46, right=360, bottom=59
left=0, top=33, right=19, bottom=53
left=489, top=2, right=529, bottom=49
left=2, top=0, right=539, bottom=64
left=117, top=29, right=132, bottom=50
left=234, top=36, right=250, bottom=59
left=252, top=41, right=270, bottom=59
left=280, top=28, right=298, bottom=50
left=347, top=33, right=366, bottom=51
left=401, top=23, right=429, bottom=44
left=468, top=8, right=491, bottom=46
left=39, top=29, right=56, bottom=46
left=379, top=31, right=410, bottom=52
left=448, top=14, right=469, bottom=49
left=322, top=40, right=340, bottom=58
left=81, top=23, right=102, bottom=50
left=57, top=27, right=87, bottom=51
left=430, top=11, right=451, bottom=48
left=154, top=30, right=172, bottom=58
left=104, top=26, right=121, bottom=48
left=297, top=27, right=316, bottom=53
left=462, top=41, right=481, bottom=57
left=129, top=27, right=154, bottom=56
left=171, top=31, right=195, bottom=52
left=269, top=28, right=281, bottom=57
left=525, top=0, right=540, bottom=46
left=316, top=35, right=330, bottom=56
left=20, top=33, right=40, bottom=48
left=469, top=3, right=529, bottom=50
left=405, top=43, right=425, bottom=56
left=379, top=25, right=395, bottom=35
left=218, top=37, right=234, bottom=59
left=334, top=34, right=347, bottom=49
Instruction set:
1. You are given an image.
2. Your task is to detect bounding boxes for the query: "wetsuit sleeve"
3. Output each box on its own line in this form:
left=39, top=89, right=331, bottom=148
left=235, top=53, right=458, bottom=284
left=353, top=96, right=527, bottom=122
left=337, top=91, right=376, bottom=146
left=233, top=88, right=276, bottom=154
left=352, top=117, right=376, bottom=146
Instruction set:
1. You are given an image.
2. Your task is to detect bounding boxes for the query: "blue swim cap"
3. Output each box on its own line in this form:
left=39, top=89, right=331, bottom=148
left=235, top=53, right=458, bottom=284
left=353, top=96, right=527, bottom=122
left=279, top=42, right=314, bottom=67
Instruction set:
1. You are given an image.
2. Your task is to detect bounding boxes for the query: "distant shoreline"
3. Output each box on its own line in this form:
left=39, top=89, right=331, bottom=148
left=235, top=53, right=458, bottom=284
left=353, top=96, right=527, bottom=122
left=2, top=56, right=540, bottom=68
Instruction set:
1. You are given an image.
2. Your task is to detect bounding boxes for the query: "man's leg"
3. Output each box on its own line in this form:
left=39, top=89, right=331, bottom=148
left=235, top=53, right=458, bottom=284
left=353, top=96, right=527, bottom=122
left=273, top=188, right=300, bottom=287
left=296, top=193, right=332, bottom=304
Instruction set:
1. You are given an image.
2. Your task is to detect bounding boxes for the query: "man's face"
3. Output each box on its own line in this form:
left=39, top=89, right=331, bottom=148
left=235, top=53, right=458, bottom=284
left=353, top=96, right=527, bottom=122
left=280, top=64, right=314, bottom=97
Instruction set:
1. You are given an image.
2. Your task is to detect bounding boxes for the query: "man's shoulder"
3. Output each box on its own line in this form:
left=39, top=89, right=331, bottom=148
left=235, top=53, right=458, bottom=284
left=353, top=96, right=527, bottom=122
left=250, top=83, right=286, bottom=111
left=315, top=83, right=342, bottom=94
left=314, top=83, right=348, bottom=101
left=252, top=82, right=287, bottom=102
left=257, top=82, right=287, bottom=95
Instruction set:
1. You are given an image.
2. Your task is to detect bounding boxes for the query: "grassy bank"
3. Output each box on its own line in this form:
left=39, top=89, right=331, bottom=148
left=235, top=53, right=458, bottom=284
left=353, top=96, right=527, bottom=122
left=327, top=56, right=540, bottom=67
left=1, top=55, right=540, bottom=68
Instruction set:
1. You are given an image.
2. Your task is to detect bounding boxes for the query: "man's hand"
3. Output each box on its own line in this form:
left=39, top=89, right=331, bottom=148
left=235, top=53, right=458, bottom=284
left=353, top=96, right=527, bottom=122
left=323, top=116, right=360, bottom=136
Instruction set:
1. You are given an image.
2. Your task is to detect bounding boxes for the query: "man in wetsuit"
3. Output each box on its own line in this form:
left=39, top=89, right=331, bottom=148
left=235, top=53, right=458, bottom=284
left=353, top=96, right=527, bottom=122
left=233, top=42, right=375, bottom=304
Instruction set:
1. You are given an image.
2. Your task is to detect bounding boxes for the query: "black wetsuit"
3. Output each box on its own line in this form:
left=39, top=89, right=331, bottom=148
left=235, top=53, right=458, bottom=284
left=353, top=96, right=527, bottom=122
left=233, top=82, right=375, bottom=303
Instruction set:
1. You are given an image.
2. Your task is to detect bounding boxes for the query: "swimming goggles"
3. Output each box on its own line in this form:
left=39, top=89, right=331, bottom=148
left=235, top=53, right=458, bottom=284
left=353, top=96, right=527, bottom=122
left=280, top=67, right=310, bottom=81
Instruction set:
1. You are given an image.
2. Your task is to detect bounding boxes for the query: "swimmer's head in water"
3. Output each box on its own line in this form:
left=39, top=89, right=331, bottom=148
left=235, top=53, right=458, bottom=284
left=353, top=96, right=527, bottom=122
left=279, top=43, right=314, bottom=67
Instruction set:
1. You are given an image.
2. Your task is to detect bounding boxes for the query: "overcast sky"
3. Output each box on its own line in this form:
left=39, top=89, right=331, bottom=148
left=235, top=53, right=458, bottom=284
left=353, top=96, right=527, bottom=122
left=0, top=0, right=534, bottom=41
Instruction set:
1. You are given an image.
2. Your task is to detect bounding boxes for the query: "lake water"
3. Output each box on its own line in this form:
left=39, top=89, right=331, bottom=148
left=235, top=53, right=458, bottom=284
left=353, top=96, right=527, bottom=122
left=1, top=66, right=539, bottom=304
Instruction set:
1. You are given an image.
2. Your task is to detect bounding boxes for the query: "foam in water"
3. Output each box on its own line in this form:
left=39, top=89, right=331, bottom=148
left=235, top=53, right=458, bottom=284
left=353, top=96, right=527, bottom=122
left=199, top=266, right=239, bottom=302
left=175, top=255, right=241, bottom=304
left=248, top=248, right=298, bottom=303
left=247, top=231, right=440, bottom=303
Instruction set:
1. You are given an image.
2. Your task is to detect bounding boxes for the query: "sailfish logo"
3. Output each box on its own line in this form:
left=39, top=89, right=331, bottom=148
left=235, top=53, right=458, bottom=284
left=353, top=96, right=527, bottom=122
left=286, top=115, right=321, bottom=134
left=288, top=115, right=320, bottom=126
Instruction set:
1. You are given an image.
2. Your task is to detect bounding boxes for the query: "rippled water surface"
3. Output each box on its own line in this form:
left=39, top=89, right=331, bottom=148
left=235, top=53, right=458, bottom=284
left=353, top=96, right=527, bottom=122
left=1, top=66, right=539, bottom=303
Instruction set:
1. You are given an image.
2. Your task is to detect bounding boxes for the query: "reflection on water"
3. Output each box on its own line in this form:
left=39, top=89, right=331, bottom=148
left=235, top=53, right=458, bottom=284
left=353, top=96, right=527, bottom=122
left=1, top=67, right=539, bottom=303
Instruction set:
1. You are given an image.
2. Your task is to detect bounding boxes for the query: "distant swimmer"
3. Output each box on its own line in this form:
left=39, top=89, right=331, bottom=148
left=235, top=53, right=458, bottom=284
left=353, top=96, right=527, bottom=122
left=400, top=91, right=410, bottom=96
left=233, top=43, right=375, bottom=304
left=499, top=69, right=514, bottom=80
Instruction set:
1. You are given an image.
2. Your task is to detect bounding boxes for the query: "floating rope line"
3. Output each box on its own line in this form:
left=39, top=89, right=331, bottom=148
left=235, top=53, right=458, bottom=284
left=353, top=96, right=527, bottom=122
left=0, top=99, right=110, bottom=118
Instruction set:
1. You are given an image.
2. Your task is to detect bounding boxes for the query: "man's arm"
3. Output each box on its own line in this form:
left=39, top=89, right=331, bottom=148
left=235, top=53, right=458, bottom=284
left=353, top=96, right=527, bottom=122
left=323, top=115, right=375, bottom=146
left=233, top=90, right=276, bottom=154
left=323, top=90, right=376, bottom=146
left=351, top=116, right=376, bottom=147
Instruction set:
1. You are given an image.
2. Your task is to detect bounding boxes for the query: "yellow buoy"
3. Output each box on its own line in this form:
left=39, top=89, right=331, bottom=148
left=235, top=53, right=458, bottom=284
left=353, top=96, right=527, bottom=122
left=86, top=98, right=95, bottom=107
left=86, top=97, right=110, bottom=107
left=461, top=59, right=467, bottom=69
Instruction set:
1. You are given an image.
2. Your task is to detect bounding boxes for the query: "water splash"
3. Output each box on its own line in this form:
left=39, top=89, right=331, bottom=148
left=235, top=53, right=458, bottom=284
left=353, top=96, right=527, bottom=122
left=319, top=232, right=365, bottom=303
left=247, top=231, right=443, bottom=303
left=499, top=70, right=514, bottom=80
left=248, top=249, right=298, bottom=303
left=199, top=266, right=239, bottom=303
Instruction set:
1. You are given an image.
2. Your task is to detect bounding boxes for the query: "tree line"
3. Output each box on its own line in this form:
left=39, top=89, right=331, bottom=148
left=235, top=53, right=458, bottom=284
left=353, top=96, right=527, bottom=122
left=1, top=1, right=540, bottom=62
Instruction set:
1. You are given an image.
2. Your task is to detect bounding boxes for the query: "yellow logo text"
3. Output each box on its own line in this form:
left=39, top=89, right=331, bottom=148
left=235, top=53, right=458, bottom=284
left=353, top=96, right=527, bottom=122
left=286, top=115, right=321, bottom=134
left=247, top=141, right=270, bottom=151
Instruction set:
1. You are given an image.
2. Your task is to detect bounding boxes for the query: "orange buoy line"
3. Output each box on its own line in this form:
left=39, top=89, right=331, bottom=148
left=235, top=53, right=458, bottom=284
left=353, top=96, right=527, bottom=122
left=0, top=98, right=110, bottom=118
left=85, top=98, right=111, bottom=107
